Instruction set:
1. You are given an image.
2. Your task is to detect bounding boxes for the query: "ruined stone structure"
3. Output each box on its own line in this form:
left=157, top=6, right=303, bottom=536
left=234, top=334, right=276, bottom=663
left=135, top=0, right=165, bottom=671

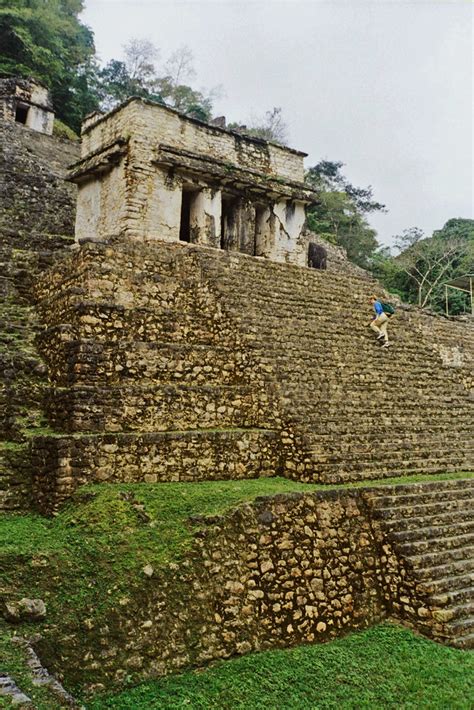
left=31, top=478, right=474, bottom=691
left=0, top=77, right=55, bottom=135
left=0, top=119, right=78, bottom=509
left=70, top=98, right=317, bottom=264
left=1, top=101, right=473, bottom=697
left=33, top=239, right=474, bottom=512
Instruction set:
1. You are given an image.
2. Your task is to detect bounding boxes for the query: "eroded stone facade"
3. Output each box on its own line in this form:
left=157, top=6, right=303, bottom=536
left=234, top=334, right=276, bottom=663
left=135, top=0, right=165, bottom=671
left=31, top=238, right=474, bottom=514
left=70, top=99, right=317, bottom=265
left=29, top=478, right=473, bottom=692
left=0, top=77, right=54, bottom=135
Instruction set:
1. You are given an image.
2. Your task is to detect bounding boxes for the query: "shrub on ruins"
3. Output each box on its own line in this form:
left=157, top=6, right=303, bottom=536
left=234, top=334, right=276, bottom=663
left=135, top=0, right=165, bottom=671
left=305, top=160, right=386, bottom=268
left=228, top=107, right=289, bottom=145
left=97, top=40, right=218, bottom=122
left=0, top=0, right=99, bottom=132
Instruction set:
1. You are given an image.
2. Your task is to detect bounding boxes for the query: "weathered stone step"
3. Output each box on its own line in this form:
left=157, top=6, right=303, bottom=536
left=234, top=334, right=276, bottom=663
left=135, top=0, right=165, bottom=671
left=419, top=571, right=474, bottom=596
left=448, top=631, right=474, bottom=649
left=446, top=615, right=474, bottom=648
left=430, top=585, right=474, bottom=606
left=397, top=531, right=474, bottom=555
left=308, top=441, right=474, bottom=461
left=372, top=496, right=474, bottom=519
left=404, top=544, right=474, bottom=571
left=413, top=555, right=474, bottom=581
left=391, top=519, right=474, bottom=544
left=366, top=482, right=474, bottom=508
left=377, top=508, right=474, bottom=534
left=306, top=456, right=473, bottom=481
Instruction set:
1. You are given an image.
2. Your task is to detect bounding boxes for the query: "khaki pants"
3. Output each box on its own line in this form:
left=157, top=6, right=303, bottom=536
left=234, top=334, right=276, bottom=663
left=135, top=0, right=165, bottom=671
left=370, top=312, right=389, bottom=342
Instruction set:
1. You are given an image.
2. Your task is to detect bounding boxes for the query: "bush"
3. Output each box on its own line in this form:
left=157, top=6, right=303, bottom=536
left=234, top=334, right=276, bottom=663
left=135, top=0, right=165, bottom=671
left=52, top=119, right=79, bottom=141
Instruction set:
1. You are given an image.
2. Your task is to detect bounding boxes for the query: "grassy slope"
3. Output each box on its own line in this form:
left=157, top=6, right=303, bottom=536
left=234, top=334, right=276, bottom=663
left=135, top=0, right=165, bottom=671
left=1, top=473, right=473, bottom=708
left=88, top=623, right=474, bottom=710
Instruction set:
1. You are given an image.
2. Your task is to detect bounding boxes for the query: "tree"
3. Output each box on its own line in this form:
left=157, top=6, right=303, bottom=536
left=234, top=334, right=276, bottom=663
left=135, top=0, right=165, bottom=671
left=229, top=107, right=289, bottom=145
left=393, top=226, right=470, bottom=309
left=304, top=160, right=385, bottom=268
left=98, top=40, right=216, bottom=122
left=0, top=0, right=99, bottom=131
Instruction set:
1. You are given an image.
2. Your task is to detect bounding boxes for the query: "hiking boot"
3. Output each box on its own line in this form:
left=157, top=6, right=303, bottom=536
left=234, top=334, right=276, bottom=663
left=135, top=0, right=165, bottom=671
left=381, top=341, right=391, bottom=348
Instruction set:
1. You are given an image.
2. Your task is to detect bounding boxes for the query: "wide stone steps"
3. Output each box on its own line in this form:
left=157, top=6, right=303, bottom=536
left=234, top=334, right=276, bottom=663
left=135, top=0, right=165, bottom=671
left=389, top=519, right=474, bottom=543
left=371, top=494, right=474, bottom=520
left=396, top=531, right=474, bottom=555
left=431, top=586, right=474, bottom=606
left=415, top=556, right=474, bottom=582
left=405, top=544, right=474, bottom=571
left=304, top=454, right=473, bottom=482
left=445, top=618, right=474, bottom=647
left=365, top=479, right=474, bottom=648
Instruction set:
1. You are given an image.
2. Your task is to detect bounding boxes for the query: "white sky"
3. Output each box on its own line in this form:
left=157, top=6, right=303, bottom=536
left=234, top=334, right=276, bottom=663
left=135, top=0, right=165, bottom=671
left=81, top=0, right=473, bottom=248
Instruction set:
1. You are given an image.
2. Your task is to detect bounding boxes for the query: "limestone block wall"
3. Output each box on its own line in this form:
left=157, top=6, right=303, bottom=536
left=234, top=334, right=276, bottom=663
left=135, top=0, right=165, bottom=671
left=0, top=120, right=79, bottom=510
left=80, top=100, right=305, bottom=182
left=34, top=481, right=468, bottom=692
left=72, top=100, right=316, bottom=265
left=34, top=490, right=387, bottom=690
left=417, top=312, right=474, bottom=392
left=33, top=240, right=290, bottom=513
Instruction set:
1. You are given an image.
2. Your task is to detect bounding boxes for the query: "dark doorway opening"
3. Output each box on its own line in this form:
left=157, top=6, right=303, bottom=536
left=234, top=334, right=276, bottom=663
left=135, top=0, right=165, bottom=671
left=179, top=190, right=193, bottom=242
left=220, top=196, right=235, bottom=250
left=15, top=104, right=29, bottom=125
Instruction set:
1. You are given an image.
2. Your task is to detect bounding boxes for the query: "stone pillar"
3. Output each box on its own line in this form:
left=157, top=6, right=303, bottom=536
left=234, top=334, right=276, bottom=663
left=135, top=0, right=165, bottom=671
left=238, top=199, right=257, bottom=255
left=221, top=198, right=256, bottom=254
left=137, top=170, right=182, bottom=242
left=255, top=206, right=275, bottom=258
left=189, top=187, right=222, bottom=247
left=269, top=199, right=307, bottom=264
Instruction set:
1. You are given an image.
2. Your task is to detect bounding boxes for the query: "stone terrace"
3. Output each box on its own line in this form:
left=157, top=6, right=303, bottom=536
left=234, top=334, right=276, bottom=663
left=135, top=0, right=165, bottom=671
left=32, top=238, right=474, bottom=513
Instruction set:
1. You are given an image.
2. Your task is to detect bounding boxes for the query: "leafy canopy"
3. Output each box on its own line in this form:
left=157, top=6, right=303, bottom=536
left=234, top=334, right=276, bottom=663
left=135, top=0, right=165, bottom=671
left=0, top=0, right=97, bottom=131
left=305, top=160, right=386, bottom=268
left=372, top=218, right=474, bottom=314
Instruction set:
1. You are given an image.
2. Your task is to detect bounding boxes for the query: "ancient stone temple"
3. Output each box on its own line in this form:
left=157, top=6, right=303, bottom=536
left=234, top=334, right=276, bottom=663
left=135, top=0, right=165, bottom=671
left=0, top=77, right=55, bottom=135
left=69, top=98, right=317, bottom=264
left=1, top=96, right=473, bottom=702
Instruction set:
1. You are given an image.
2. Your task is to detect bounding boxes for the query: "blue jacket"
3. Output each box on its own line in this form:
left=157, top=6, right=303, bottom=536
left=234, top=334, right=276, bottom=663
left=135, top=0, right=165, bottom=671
left=373, top=300, right=384, bottom=316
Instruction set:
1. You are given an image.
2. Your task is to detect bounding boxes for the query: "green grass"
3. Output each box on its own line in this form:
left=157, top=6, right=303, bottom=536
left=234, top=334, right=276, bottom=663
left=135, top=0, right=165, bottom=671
left=1, top=473, right=473, bottom=707
left=0, top=627, right=63, bottom=710
left=1, top=472, right=473, bottom=626
left=87, top=623, right=474, bottom=710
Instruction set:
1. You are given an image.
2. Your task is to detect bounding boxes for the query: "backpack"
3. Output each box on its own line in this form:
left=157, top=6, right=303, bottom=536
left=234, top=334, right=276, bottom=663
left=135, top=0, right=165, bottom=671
left=381, top=302, right=395, bottom=317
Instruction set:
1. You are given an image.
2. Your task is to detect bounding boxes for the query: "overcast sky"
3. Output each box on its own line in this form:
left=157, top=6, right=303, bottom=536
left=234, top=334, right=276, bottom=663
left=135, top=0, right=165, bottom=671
left=81, top=0, right=473, bottom=248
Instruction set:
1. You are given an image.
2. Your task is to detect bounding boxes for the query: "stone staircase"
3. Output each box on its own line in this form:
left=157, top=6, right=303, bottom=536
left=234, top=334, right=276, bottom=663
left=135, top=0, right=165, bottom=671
left=195, top=247, right=474, bottom=482
left=364, top=478, right=474, bottom=649
left=31, top=239, right=474, bottom=512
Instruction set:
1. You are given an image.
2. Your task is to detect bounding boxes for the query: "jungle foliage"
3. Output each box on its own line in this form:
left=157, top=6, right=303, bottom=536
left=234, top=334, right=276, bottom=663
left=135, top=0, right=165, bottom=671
left=372, top=218, right=474, bottom=315
left=305, top=160, right=386, bottom=268
left=0, top=2, right=218, bottom=131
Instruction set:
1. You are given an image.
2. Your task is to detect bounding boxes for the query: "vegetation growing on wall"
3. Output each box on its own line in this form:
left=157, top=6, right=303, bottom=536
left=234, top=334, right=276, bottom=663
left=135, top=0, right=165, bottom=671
left=88, top=624, right=474, bottom=710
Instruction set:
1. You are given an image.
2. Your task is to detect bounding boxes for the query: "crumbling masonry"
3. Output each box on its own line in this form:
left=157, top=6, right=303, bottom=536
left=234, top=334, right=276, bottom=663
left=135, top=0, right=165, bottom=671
left=1, top=99, right=473, bottom=692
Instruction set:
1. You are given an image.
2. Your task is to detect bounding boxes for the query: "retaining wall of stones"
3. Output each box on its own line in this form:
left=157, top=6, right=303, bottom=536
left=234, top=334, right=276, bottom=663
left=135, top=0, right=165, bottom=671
left=30, top=484, right=458, bottom=692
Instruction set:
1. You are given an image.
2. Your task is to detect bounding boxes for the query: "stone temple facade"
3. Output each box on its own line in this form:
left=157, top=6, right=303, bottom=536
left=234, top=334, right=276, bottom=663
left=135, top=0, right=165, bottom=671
left=69, top=98, right=318, bottom=264
left=0, top=77, right=54, bottom=135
